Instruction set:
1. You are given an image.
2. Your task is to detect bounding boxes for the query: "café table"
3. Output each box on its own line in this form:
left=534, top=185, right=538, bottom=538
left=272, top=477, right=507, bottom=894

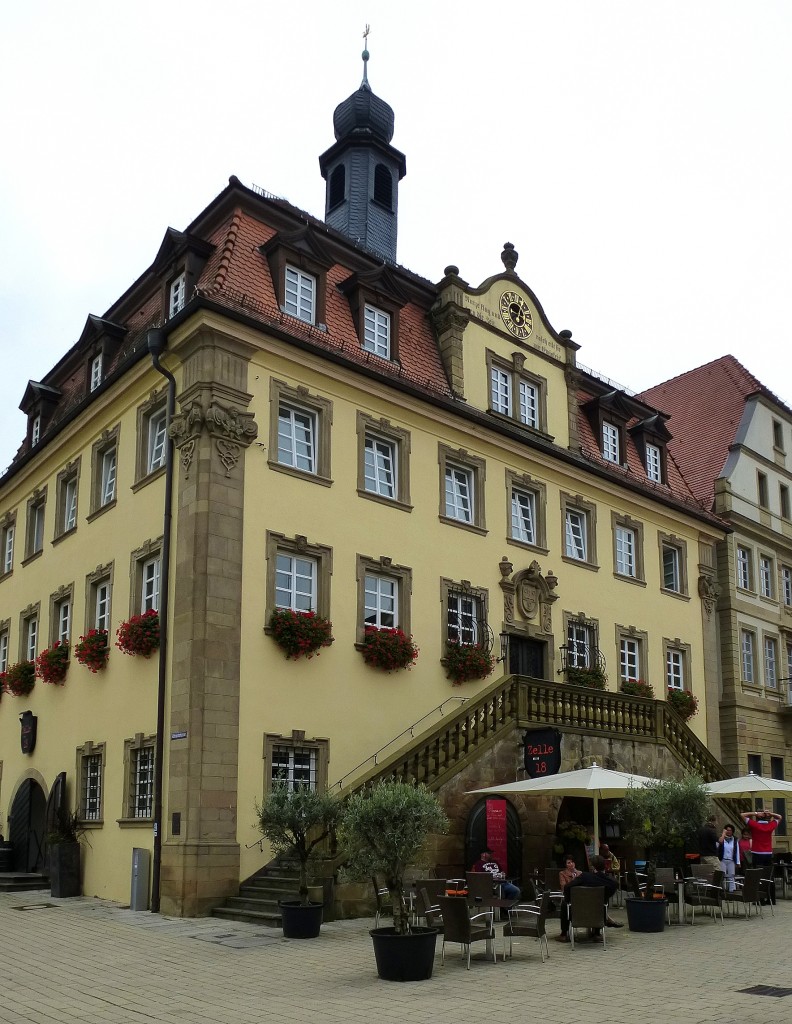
left=470, top=895, right=521, bottom=959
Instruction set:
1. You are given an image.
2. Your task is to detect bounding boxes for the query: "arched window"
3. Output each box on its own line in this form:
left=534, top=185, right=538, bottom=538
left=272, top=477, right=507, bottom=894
left=328, top=165, right=345, bottom=209
left=373, top=164, right=392, bottom=210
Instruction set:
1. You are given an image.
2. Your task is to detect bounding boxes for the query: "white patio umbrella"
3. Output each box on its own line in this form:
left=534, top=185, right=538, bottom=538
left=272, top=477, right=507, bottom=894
left=469, top=762, right=659, bottom=852
left=703, top=773, right=792, bottom=801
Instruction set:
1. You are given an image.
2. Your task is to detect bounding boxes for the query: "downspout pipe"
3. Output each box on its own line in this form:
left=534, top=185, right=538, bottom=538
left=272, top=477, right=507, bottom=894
left=146, top=327, right=176, bottom=914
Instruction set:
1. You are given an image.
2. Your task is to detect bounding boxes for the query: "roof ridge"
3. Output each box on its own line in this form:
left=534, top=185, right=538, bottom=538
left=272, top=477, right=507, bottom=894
left=203, top=209, right=243, bottom=296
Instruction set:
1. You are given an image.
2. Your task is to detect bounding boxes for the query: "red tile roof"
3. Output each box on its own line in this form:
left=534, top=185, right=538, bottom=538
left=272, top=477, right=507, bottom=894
left=638, top=355, right=767, bottom=509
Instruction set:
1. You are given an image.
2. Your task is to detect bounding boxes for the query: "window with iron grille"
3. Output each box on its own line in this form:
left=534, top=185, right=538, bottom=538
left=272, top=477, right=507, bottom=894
left=567, top=620, right=594, bottom=668
left=272, top=744, right=317, bottom=791
left=77, top=743, right=105, bottom=823
left=126, top=740, right=155, bottom=819
left=447, top=591, right=480, bottom=645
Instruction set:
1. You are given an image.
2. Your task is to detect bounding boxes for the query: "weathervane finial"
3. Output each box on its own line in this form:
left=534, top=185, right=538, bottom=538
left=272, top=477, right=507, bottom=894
left=361, top=24, right=370, bottom=87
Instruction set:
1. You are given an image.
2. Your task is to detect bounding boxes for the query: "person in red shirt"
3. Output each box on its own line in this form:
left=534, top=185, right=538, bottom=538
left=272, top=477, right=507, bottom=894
left=741, top=809, right=781, bottom=904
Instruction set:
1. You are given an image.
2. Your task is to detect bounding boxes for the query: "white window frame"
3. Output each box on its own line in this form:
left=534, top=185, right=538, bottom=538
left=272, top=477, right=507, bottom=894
left=100, top=447, right=117, bottom=506
left=81, top=752, right=103, bottom=822
left=95, top=581, right=111, bottom=631
left=30, top=502, right=45, bottom=555
left=518, top=379, right=539, bottom=429
left=615, top=525, right=636, bottom=577
left=31, top=415, right=41, bottom=447
left=764, top=636, right=778, bottom=689
left=490, top=367, right=511, bottom=416
left=364, top=434, right=396, bottom=499
left=567, top=620, right=593, bottom=669
left=56, top=599, right=71, bottom=644
left=363, top=305, right=391, bottom=358
left=278, top=403, right=317, bottom=474
left=284, top=265, right=316, bottom=323
left=141, top=557, right=161, bottom=614
left=275, top=553, right=317, bottom=613
left=511, top=487, right=536, bottom=545
left=602, top=421, right=620, bottom=463
left=736, top=546, right=752, bottom=590
left=147, top=409, right=167, bottom=474
left=663, top=545, right=681, bottom=593
left=645, top=443, right=662, bottom=482
left=0, top=629, right=8, bottom=673
left=90, top=354, right=103, bottom=392
left=782, top=566, right=792, bottom=607
left=169, top=272, right=186, bottom=318
left=2, top=523, right=14, bottom=574
left=129, top=744, right=155, bottom=819
left=25, top=615, right=38, bottom=662
left=619, top=636, right=640, bottom=682
left=445, top=464, right=474, bottom=524
left=760, top=556, right=774, bottom=599
left=271, top=744, right=318, bottom=791
left=447, top=591, right=480, bottom=645
left=363, top=573, right=398, bottom=630
left=565, top=508, right=587, bottom=561
left=741, top=629, right=755, bottom=684
left=666, top=648, right=685, bottom=690
left=63, top=477, right=78, bottom=533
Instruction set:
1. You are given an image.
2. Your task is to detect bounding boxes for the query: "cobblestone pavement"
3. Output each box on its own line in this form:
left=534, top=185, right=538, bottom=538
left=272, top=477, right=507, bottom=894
left=2, top=890, right=792, bottom=1024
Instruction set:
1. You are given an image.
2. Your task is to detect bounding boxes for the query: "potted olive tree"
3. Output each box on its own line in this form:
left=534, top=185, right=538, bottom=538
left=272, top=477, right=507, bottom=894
left=47, top=807, right=87, bottom=898
left=615, top=774, right=710, bottom=931
left=339, top=778, right=448, bottom=981
left=255, top=784, right=341, bottom=938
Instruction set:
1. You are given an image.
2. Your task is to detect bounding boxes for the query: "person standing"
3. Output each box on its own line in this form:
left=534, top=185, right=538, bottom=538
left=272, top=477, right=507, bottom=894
left=741, top=809, right=781, bottom=904
left=717, top=823, right=740, bottom=892
left=698, top=814, right=720, bottom=869
left=738, top=826, right=753, bottom=868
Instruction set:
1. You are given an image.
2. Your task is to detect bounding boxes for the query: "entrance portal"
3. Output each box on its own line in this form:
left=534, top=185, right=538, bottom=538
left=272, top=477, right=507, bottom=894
left=9, top=779, right=47, bottom=872
left=509, top=635, right=545, bottom=678
left=465, top=798, right=523, bottom=880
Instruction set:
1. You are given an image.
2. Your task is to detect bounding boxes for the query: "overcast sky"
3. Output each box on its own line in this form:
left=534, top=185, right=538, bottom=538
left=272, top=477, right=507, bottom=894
left=1, top=1, right=790, bottom=473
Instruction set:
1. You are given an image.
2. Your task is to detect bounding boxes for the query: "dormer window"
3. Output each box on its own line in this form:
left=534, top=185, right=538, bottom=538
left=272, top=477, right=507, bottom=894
left=645, top=443, right=661, bottom=482
left=90, top=354, right=103, bottom=392
left=284, top=266, right=316, bottom=323
left=169, top=272, right=186, bottom=318
left=31, top=415, right=41, bottom=447
left=602, top=421, right=620, bottom=463
left=363, top=305, right=390, bottom=358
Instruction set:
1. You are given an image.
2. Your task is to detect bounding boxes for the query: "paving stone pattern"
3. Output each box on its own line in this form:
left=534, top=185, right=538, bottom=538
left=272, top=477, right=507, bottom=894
left=2, top=891, right=792, bottom=1024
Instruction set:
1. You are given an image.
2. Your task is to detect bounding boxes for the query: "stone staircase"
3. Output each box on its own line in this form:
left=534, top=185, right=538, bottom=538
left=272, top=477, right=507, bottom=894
left=211, top=860, right=301, bottom=927
left=0, top=872, right=49, bottom=893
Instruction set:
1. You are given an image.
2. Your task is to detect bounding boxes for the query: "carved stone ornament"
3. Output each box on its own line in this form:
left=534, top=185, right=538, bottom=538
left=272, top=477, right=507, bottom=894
left=499, top=557, right=559, bottom=631
left=697, top=574, right=720, bottom=617
left=169, top=399, right=258, bottom=477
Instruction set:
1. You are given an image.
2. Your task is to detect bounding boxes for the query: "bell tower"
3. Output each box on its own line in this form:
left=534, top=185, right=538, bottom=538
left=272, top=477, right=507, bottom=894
left=319, top=29, right=406, bottom=263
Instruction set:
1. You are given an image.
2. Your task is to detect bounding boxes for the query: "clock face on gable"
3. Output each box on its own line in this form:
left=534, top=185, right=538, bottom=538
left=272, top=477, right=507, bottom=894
left=499, top=291, right=533, bottom=340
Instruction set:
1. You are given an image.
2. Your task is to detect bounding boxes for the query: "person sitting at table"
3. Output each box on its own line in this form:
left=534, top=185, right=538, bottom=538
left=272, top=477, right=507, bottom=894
left=599, top=843, right=620, bottom=877
left=470, top=847, right=520, bottom=899
left=558, top=854, right=581, bottom=890
left=555, top=855, right=618, bottom=943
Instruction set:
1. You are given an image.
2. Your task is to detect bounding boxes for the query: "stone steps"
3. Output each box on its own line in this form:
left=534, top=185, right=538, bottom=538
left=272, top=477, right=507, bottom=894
left=0, top=872, right=50, bottom=893
left=210, top=864, right=301, bottom=927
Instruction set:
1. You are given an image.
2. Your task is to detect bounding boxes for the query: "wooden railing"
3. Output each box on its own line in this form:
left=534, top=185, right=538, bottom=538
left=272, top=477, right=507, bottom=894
left=341, top=674, right=726, bottom=796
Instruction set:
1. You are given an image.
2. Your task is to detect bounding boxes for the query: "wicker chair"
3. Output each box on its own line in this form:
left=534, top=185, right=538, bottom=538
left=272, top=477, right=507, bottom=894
left=416, top=887, right=444, bottom=932
left=438, top=896, right=495, bottom=969
left=371, top=877, right=393, bottom=927
left=502, top=892, right=550, bottom=962
left=466, top=871, right=496, bottom=900
left=568, top=886, right=608, bottom=950
left=724, top=867, right=764, bottom=919
left=683, top=879, right=724, bottom=924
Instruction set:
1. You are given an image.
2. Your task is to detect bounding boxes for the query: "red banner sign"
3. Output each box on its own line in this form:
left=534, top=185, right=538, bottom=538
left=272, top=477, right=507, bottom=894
left=486, top=798, right=508, bottom=873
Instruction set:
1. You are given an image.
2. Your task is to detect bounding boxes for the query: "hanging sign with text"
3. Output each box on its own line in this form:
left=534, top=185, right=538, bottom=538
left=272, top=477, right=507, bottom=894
left=522, top=728, right=562, bottom=778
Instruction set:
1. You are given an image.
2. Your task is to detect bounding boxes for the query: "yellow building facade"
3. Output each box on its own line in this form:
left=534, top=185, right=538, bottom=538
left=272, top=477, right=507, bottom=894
left=0, top=69, right=730, bottom=913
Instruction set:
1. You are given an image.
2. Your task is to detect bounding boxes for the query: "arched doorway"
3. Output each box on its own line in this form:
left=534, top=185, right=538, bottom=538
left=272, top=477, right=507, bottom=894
left=9, top=778, right=48, bottom=872
left=464, top=798, right=523, bottom=880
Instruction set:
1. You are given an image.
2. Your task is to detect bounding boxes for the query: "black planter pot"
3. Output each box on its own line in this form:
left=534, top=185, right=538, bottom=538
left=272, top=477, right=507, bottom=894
left=370, top=926, right=438, bottom=982
left=625, top=897, right=666, bottom=932
left=50, top=842, right=81, bottom=898
left=279, top=900, right=323, bottom=938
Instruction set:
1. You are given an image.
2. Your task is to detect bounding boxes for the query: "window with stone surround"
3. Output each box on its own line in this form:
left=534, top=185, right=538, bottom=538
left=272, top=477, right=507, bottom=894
left=122, top=734, right=156, bottom=821
left=265, top=532, right=332, bottom=620
left=438, top=445, right=487, bottom=534
left=129, top=538, right=163, bottom=615
left=506, top=470, right=547, bottom=552
left=49, top=584, right=73, bottom=645
left=740, top=628, right=757, bottom=685
left=355, top=554, right=412, bottom=644
left=85, top=563, right=113, bottom=632
left=659, top=533, right=688, bottom=597
left=76, top=741, right=105, bottom=824
left=269, top=379, right=333, bottom=486
left=19, top=603, right=40, bottom=663
left=486, top=351, right=547, bottom=433
left=135, top=392, right=168, bottom=485
left=263, top=732, right=329, bottom=793
left=1, top=511, right=16, bottom=578
left=615, top=624, right=648, bottom=683
left=89, top=425, right=120, bottom=517
left=54, top=458, right=81, bottom=541
left=24, top=488, right=47, bottom=562
left=356, top=412, right=411, bottom=511
left=441, top=578, right=489, bottom=647
left=612, top=512, right=645, bottom=583
left=664, top=638, right=691, bottom=691
left=561, top=493, right=598, bottom=569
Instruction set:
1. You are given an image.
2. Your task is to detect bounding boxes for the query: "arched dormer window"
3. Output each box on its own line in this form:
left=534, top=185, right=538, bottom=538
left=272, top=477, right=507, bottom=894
left=328, top=166, right=345, bottom=210
left=373, top=164, right=392, bottom=210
